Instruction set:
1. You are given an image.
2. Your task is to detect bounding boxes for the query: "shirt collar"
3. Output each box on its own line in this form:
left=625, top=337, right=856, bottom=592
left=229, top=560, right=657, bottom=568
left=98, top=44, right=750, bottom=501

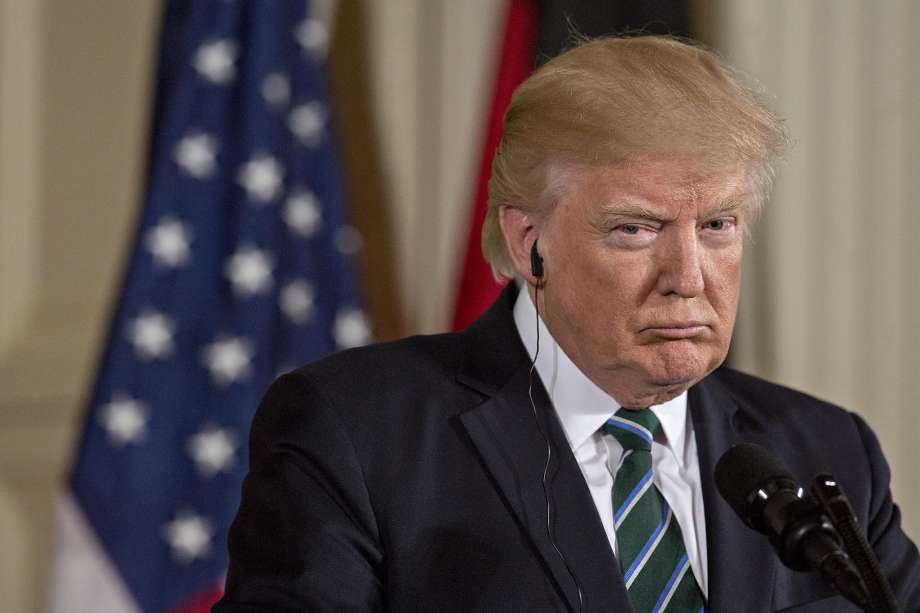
left=512, top=286, right=690, bottom=466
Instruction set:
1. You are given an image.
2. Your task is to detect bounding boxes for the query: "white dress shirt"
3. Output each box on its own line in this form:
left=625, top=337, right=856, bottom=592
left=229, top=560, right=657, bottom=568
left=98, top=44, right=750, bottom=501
left=513, top=288, right=709, bottom=596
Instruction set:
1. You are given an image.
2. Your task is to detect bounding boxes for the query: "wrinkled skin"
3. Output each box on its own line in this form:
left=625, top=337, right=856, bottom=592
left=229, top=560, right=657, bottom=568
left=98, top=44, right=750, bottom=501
left=500, top=159, right=750, bottom=408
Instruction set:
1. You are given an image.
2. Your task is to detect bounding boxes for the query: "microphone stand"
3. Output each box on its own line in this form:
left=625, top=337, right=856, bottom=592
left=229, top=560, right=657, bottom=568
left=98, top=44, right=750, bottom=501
left=811, top=474, right=900, bottom=613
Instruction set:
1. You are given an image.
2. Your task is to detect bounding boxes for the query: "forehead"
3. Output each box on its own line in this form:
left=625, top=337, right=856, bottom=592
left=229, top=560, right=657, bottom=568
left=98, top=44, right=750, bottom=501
left=559, top=158, right=752, bottom=216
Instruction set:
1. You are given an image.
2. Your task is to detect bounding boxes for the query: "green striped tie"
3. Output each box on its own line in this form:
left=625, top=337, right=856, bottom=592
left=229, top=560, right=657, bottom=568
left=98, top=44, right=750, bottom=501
left=602, top=408, right=706, bottom=613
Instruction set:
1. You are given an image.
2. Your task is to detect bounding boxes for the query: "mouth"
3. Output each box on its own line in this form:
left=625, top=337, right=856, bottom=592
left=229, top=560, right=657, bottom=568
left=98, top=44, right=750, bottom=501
left=641, top=322, right=710, bottom=339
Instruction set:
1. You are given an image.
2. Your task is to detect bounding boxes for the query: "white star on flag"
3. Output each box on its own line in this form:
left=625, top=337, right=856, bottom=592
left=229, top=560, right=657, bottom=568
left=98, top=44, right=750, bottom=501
left=145, top=216, right=192, bottom=268
left=334, top=308, right=371, bottom=349
left=126, top=309, right=175, bottom=360
left=283, top=190, right=322, bottom=237
left=193, top=39, right=238, bottom=84
left=201, top=336, right=253, bottom=386
left=261, top=72, right=290, bottom=108
left=98, top=395, right=148, bottom=446
left=280, top=279, right=315, bottom=324
left=186, top=426, right=237, bottom=477
left=225, top=246, right=275, bottom=297
left=295, top=18, right=329, bottom=59
left=162, top=512, right=213, bottom=563
left=238, top=153, right=284, bottom=203
left=173, top=132, right=218, bottom=179
left=288, top=102, right=326, bottom=147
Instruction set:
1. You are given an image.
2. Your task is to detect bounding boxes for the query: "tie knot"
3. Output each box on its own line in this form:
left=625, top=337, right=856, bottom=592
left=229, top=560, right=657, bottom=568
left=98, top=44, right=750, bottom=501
left=602, top=408, right=660, bottom=451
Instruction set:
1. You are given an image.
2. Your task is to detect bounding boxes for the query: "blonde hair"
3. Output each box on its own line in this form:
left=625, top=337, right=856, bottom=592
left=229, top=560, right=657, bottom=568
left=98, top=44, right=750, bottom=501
left=482, top=35, right=789, bottom=279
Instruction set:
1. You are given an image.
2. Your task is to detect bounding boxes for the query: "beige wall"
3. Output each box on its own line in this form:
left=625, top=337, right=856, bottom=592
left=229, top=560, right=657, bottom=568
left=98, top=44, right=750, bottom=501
left=0, top=0, right=160, bottom=611
left=0, top=1, right=917, bottom=611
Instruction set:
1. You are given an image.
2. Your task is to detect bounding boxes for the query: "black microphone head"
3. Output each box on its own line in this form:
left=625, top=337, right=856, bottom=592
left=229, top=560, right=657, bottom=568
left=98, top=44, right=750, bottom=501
left=715, top=444, right=866, bottom=599
left=715, top=442, right=796, bottom=521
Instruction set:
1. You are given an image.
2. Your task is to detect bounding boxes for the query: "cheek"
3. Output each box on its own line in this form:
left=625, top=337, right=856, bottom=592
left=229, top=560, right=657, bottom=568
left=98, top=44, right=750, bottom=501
left=551, top=248, right=631, bottom=330
left=705, top=254, right=743, bottom=342
left=577, top=263, right=650, bottom=342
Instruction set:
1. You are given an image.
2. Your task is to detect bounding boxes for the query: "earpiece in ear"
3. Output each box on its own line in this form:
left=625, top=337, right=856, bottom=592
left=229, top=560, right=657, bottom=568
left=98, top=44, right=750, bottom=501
left=530, top=240, right=544, bottom=279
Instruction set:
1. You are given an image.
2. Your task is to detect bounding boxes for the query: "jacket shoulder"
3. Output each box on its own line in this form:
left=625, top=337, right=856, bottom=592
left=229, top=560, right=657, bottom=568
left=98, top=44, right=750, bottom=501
left=711, top=366, right=852, bottom=424
left=292, top=331, right=465, bottom=388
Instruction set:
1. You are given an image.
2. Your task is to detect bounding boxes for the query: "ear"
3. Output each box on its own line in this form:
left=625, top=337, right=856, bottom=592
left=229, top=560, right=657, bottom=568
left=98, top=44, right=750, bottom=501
left=498, top=206, right=541, bottom=286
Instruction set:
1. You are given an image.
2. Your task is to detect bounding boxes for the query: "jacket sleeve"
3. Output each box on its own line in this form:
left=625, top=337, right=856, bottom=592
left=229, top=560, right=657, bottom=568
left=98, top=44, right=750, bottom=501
left=851, top=412, right=920, bottom=611
left=213, top=371, right=384, bottom=612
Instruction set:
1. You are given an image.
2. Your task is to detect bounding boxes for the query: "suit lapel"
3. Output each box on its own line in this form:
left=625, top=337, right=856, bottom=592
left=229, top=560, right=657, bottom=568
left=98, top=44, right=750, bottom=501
left=456, top=286, right=630, bottom=612
left=460, top=366, right=631, bottom=612
left=691, top=374, right=778, bottom=612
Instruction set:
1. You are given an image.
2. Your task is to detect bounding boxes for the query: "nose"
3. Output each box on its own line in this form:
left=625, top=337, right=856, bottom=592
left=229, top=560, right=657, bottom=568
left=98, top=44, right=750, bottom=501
left=655, top=229, right=705, bottom=298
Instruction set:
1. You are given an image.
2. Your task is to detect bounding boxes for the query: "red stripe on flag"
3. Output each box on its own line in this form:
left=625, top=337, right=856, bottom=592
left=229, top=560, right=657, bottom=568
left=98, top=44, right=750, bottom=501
left=171, top=583, right=223, bottom=613
left=450, top=0, right=538, bottom=331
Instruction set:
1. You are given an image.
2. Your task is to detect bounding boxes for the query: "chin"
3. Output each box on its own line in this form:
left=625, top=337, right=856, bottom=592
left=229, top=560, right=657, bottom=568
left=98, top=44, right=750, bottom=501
left=617, top=384, right=689, bottom=409
left=594, top=343, right=726, bottom=407
left=629, top=362, right=713, bottom=406
left=647, top=342, right=723, bottom=384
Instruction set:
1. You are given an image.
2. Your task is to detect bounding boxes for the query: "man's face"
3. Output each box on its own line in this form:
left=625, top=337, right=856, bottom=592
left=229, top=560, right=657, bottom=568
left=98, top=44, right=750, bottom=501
left=535, top=159, right=748, bottom=408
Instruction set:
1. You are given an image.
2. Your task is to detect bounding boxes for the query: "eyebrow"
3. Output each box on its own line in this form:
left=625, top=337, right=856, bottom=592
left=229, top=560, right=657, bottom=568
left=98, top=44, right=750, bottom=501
left=704, top=198, right=747, bottom=217
left=599, top=198, right=747, bottom=222
left=599, top=203, right=667, bottom=221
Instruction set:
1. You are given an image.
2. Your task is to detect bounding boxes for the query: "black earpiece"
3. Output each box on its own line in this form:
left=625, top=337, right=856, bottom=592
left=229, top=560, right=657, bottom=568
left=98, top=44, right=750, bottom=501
left=530, top=240, right=544, bottom=278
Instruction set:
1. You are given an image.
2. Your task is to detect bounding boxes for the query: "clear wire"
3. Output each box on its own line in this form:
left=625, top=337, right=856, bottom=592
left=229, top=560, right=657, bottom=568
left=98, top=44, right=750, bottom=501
left=527, top=281, right=585, bottom=613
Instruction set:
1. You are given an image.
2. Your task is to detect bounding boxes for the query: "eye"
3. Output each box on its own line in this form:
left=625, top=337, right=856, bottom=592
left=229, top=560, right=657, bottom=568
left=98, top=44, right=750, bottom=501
left=703, top=217, right=735, bottom=231
left=609, top=222, right=657, bottom=247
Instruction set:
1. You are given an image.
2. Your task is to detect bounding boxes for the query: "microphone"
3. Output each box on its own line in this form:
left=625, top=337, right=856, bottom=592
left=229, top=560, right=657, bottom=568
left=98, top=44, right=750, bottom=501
left=715, top=443, right=870, bottom=608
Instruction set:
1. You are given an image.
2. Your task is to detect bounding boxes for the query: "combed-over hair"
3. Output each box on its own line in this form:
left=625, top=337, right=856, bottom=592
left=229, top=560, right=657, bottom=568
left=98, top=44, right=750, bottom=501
left=482, top=35, right=789, bottom=279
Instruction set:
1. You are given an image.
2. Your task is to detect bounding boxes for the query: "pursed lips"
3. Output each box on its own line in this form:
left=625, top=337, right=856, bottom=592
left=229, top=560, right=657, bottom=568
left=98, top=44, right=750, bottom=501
left=640, top=321, right=710, bottom=339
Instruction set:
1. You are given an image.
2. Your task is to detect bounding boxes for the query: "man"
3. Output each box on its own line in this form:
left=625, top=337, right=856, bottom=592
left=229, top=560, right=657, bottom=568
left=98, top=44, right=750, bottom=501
left=215, top=36, right=920, bottom=612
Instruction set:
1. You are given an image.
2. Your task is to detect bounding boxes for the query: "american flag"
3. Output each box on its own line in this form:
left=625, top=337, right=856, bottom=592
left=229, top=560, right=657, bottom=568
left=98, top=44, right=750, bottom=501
left=49, top=1, right=368, bottom=611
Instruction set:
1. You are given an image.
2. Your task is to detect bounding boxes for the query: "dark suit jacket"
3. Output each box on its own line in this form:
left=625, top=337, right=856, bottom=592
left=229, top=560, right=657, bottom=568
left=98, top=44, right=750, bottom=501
left=215, top=287, right=920, bottom=612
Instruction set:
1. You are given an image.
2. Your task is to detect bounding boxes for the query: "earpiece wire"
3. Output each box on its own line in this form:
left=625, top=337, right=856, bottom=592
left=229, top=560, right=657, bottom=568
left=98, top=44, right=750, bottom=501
left=527, top=279, right=586, bottom=613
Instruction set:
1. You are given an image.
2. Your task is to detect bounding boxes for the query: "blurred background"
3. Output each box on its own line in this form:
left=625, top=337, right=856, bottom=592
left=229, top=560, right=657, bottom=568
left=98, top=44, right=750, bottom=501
left=0, top=0, right=917, bottom=611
